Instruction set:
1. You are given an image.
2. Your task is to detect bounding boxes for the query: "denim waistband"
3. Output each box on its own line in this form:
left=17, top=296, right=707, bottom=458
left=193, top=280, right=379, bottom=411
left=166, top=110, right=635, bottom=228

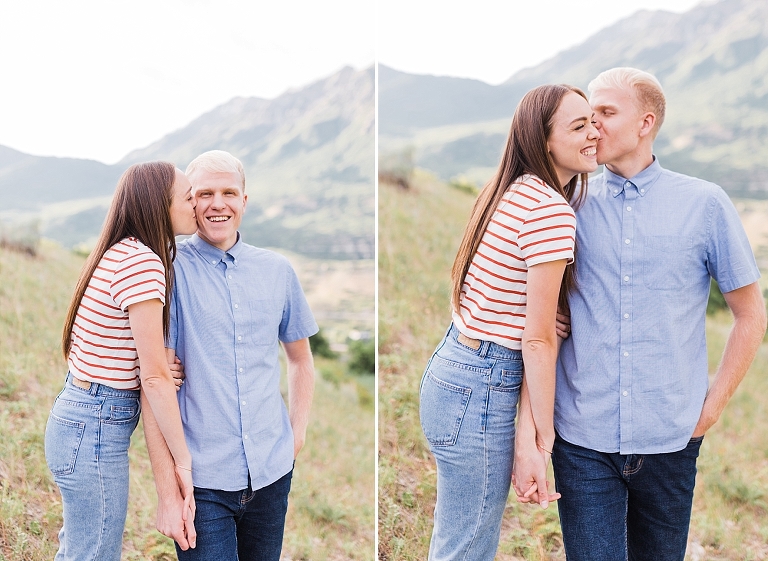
left=448, top=323, right=522, bottom=360
left=66, top=372, right=140, bottom=398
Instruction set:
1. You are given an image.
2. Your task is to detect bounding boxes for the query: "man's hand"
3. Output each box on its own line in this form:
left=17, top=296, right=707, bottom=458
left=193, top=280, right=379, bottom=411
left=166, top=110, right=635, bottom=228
left=169, top=355, right=185, bottom=391
left=555, top=310, right=571, bottom=339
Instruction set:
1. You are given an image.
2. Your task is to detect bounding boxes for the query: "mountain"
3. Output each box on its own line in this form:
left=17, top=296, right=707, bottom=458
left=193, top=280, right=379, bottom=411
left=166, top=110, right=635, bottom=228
left=0, top=66, right=374, bottom=259
left=121, top=65, right=374, bottom=259
left=379, top=0, right=768, bottom=197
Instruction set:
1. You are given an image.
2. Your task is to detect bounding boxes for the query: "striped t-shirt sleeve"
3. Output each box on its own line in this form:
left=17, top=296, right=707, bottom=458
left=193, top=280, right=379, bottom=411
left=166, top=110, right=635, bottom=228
left=110, top=246, right=166, bottom=311
left=518, top=198, right=576, bottom=266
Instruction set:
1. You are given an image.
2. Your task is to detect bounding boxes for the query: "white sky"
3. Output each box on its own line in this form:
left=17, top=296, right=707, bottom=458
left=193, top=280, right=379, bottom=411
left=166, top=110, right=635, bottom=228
left=1, top=0, right=706, bottom=164
left=0, top=0, right=374, bottom=164
left=378, top=0, right=705, bottom=83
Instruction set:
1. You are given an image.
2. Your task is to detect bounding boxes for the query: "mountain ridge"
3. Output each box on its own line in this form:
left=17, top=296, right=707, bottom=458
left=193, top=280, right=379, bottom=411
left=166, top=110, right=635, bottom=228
left=379, top=0, right=768, bottom=196
left=0, top=66, right=374, bottom=259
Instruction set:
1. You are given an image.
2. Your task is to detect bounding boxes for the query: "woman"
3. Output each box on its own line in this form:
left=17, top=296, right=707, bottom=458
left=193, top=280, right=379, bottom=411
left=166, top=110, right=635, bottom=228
left=44, top=161, right=198, bottom=561
left=419, top=84, right=599, bottom=560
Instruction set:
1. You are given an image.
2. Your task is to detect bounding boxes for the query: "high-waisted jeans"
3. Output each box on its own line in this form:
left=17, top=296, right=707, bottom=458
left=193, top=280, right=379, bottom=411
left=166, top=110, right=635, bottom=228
left=44, top=372, right=141, bottom=561
left=420, top=324, right=523, bottom=561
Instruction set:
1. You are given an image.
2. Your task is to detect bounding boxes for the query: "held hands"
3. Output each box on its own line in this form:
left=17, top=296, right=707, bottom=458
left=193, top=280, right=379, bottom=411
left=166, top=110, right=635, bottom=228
left=512, top=440, right=561, bottom=509
left=174, top=464, right=196, bottom=525
left=156, top=469, right=196, bottom=550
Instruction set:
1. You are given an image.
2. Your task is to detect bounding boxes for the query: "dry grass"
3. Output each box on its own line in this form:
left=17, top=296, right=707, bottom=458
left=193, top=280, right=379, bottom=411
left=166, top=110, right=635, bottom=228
left=0, top=240, right=374, bottom=560
left=378, top=172, right=768, bottom=560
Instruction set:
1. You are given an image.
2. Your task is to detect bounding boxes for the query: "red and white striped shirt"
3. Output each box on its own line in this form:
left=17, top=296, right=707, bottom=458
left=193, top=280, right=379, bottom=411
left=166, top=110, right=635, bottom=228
left=67, top=238, right=166, bottom=390
left=452, top=174, right=576, bottom=350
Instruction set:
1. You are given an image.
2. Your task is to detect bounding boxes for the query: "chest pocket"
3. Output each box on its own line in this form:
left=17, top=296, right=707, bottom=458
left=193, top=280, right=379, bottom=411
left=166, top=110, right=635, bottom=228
left=249, top=299, right=283, bottom=346
left=643, top=236, right=695, bottom=290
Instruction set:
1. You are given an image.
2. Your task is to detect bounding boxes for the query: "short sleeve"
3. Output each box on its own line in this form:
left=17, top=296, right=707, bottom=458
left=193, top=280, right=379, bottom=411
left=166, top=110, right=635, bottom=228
left=519, top=197, right=576, bottom=267
left=278, top=264, right=319, bottom=343
left=111, top=245, right=166, bottom=311
left=706, top=188, right=760, bottom=293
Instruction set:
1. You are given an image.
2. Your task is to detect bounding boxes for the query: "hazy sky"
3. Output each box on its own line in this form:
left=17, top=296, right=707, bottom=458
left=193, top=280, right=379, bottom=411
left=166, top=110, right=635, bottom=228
left=1, top=0, right=706, bottom=164
left=0, top=0, right=374, bottom=164
left=378, top=0, right=705, bottom=83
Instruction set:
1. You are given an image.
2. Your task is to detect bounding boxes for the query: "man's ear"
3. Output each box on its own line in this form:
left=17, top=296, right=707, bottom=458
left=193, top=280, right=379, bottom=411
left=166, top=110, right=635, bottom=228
left=638, top=112, right=656, bottom=138
left=242, top=193, right=248, bottom=214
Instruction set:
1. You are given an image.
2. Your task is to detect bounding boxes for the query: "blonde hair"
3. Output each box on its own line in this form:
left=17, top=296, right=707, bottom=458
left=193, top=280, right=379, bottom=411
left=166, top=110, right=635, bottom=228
left=185, top=150, right=246, bottom=191
left=588, top=67, right=666, bottom=138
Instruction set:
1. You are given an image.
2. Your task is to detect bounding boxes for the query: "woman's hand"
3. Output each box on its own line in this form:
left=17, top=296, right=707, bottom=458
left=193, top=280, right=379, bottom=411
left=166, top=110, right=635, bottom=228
left=513, top=440, right=561, bottom=508
left=174, top=464, right=196, bottom=524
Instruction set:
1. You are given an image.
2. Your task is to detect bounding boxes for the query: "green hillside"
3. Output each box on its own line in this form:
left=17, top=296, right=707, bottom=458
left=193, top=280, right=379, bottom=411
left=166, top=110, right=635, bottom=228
left=0, top=66, right=374, bottom=260
left=379, top=0, right=768, bottom=197
left=378, top=173, right=768, bottom=560
left=0, top=243, right=374, bottom=560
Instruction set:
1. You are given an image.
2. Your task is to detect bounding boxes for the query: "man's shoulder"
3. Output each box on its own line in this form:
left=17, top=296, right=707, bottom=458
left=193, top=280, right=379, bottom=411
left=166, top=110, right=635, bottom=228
left=237, top=242, right=293, bottom=269
left=656, top=166, right=723, bottom=194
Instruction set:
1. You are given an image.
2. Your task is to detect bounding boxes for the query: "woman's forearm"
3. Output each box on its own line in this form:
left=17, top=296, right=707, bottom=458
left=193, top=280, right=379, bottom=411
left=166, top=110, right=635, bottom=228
left=521, top=337, right=557, bottom=450
left=128, top=299, right=191, bottom=469
left=520, top=259, right=568, bottom=451
left=140, top=367, right=192, bottom=468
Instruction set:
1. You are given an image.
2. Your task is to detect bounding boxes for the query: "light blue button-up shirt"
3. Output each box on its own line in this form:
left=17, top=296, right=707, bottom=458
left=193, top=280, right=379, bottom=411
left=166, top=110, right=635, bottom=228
left=556, top=158, right=760, bottom=454
left=168, top=233, right=318, bottom=491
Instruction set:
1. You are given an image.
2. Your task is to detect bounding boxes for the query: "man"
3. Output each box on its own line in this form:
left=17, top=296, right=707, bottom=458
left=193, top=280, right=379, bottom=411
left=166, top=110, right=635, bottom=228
left=142, top=150, right=318, bottom=560
left=551, top=68, right=765, bottom=560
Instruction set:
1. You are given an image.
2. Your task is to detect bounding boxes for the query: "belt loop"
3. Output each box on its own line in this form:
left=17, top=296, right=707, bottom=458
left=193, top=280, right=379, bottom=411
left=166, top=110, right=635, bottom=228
left=478, top=340, right=490, bottom=358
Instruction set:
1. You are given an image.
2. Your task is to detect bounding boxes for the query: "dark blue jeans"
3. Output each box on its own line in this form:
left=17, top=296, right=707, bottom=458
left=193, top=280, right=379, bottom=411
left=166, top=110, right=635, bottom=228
left=552, top=434, right=703, bottom=561
left=176, top=469, right=293, bottom=561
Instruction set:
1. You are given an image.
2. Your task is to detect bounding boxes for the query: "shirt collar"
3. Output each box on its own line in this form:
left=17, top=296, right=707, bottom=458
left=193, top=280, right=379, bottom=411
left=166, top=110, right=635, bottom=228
left=189, top=232, right=243, bottom=265
left=604, top=156, right=663, bottom=198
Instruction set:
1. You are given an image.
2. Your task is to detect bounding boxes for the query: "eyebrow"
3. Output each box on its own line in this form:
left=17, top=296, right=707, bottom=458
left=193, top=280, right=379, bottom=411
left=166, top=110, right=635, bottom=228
left=568, top=115, right=591, bottom=126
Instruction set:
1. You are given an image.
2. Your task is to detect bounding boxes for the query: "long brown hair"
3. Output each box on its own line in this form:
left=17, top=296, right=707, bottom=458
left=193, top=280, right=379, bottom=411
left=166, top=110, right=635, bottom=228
left=450, top=84, right=589, bottom=314
left=62, top=161, right=178, bottom=360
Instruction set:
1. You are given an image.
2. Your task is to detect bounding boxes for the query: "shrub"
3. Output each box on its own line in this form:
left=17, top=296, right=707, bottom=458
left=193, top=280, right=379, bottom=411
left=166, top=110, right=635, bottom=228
left=707, top=279, right=728, bottom=315
left=348, top=338, right=375, bottom=376
left=309, top=329, right=338, bottom=359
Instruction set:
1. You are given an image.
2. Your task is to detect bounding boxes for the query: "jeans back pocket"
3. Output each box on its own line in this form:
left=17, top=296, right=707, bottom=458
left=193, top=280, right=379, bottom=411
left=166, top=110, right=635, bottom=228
left=420, top=370, right=471, bottom=447
left=45, top=413, right=86, bottom=476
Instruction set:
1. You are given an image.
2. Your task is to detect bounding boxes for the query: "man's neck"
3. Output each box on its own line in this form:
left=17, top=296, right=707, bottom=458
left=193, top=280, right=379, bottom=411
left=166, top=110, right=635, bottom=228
left=604, top=151, right=654, bottom=180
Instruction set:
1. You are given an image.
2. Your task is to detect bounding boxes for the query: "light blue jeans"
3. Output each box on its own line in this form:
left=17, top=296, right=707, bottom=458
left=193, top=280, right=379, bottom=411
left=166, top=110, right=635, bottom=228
left=44, top=373, right=141, bottom=561
left=420, top=324, right=523, bottom=561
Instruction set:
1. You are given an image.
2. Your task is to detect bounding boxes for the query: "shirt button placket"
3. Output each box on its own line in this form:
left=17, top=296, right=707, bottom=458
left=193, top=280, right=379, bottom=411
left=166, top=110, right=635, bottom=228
left=619, top=183, right=638, bottom=452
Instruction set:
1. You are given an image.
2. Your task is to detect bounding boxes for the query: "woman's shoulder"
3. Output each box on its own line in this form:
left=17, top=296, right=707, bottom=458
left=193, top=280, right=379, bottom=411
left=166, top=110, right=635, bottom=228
left=506, top=174, right=572, bottom=208
left=106, top=238, right=164, bottom=271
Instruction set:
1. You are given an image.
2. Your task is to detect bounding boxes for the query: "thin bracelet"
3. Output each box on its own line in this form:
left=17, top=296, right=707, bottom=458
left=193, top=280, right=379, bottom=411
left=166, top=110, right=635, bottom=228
left=175, top=464, right=192, bottom=471
left=537, top=443, right=553, bottom=455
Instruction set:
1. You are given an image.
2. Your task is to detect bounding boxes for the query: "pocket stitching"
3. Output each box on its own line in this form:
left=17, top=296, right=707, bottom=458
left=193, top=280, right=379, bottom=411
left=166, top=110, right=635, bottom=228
left=432, top=355, right=490, bottom=375
left=643, top=236, right=695, bottom=290
left=421, top=371, right=471, bottom=447
left=47, top=413, right=86, bottom=476
left=101, top=404, right=140, bottom=426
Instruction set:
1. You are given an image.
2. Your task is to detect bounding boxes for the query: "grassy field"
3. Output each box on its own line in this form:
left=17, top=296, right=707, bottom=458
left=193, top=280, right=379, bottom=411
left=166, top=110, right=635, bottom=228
left=378, top=172, right=768, bottom=560
left=0, top=241, right=374, bottom=560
